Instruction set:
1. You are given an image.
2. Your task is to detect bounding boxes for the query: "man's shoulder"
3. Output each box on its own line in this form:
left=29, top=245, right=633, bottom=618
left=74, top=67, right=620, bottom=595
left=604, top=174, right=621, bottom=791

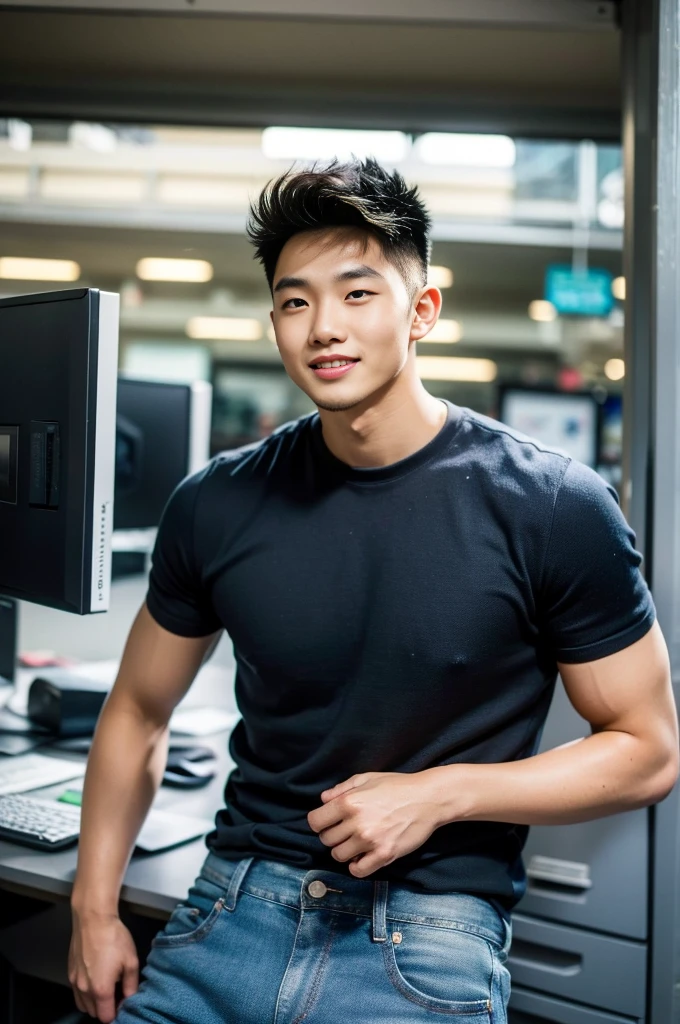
left=191, top=411, right=317, bottom=491
left=457, top=407, right=572, bottom=490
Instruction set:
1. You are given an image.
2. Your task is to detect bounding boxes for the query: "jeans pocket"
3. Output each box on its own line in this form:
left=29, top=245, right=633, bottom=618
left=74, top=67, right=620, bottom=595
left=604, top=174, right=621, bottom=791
left=151, top=874, right=227, bottom=949
left=382, top=921, right=494, bottom=1017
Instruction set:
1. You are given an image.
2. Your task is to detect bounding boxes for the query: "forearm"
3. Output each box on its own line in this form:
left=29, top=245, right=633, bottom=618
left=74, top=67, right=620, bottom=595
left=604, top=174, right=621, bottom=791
left=427, top=729, right=677, bottom=829
left=71, top=693, right=169, bottom=918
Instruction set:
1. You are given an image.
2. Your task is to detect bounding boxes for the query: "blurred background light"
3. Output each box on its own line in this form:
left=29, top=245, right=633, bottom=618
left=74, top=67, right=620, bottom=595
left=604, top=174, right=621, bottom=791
left=415, top=133, right=516, bottom=168
left=427, top=265, right=454, bottom=289
left=604, top=357, right=625, bottom=381
left=136, top=258, right=214, bottom=283
left=186, top=316, right=263, bottom=341
left=612, top=276, right=626, bottom=301
left=261, top=127, right=410, bottom=163
left=528, top=299, right=558, bottom=323
left=0, top=256, right=80, bottom=281
left=423, top=319, right=463, bottom=343
left=416, top=356, right=497, bottom=382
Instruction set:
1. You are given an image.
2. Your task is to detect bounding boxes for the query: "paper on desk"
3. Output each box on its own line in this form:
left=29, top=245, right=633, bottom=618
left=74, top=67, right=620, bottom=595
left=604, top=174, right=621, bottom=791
left=169, top=706, right=239, bottom=737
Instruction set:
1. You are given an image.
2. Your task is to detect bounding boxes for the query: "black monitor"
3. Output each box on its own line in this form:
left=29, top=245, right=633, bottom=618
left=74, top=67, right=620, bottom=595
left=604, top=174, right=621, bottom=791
left=0, top=288, right=119, bottom=614
left=114, top=376, right=212, bottom=531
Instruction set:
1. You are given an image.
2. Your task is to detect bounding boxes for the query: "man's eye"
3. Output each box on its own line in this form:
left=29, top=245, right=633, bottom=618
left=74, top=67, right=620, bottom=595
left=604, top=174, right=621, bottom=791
left=282, top=298, right=307, bottom=309
left=347, top=289, right=373, bottom=300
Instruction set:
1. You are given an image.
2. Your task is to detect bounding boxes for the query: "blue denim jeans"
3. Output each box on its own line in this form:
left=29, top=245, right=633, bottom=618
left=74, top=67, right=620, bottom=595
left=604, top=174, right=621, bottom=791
left=115, top=852, right=512, bottom=1023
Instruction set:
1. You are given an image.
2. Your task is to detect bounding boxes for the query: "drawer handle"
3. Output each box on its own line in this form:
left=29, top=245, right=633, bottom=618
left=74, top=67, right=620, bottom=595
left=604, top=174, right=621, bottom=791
left=508, top=938, right=582, bottom=977
left=526, top=855, right=592, bottom=892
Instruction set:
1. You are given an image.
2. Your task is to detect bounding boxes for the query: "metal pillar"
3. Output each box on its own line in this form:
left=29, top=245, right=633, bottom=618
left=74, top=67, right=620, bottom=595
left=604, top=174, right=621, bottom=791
left=623, top=1, right=680, bottom=1021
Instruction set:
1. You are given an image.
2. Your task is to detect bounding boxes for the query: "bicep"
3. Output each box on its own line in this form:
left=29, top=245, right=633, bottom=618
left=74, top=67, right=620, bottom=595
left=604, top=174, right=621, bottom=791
left=108, top=601, right=222, bottom=726
left=557, top=621, right=677, bottom=743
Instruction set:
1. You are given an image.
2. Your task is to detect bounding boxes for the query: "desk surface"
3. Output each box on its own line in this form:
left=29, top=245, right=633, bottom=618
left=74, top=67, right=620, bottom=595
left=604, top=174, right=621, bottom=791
left=0, top=659, right=238, bottom=917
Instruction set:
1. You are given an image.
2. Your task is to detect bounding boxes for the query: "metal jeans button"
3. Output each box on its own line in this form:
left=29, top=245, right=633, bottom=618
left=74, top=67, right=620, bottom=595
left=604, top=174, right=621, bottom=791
left=308, top=880, right=328, bottom=898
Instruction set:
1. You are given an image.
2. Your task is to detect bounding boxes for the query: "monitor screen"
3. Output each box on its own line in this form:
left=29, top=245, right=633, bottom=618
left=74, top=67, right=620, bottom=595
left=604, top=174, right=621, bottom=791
left=114, top=377, right=211, bottom=531
left=0, top=288, right=119, bottom=614
left=499, top=388, right=599, bottom=467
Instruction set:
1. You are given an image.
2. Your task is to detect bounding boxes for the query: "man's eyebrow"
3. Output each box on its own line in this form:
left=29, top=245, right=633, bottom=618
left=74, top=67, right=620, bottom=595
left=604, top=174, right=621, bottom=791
left=273, top=275, right=309, bottom=293
left=334, top=265, right=384, bottom=283
left=273, top=265, right=384, bottom=293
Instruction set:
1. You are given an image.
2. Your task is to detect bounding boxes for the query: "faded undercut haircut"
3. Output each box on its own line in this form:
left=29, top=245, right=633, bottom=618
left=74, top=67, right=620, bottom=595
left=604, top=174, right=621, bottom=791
left=246, top=158, right=432, bottom=298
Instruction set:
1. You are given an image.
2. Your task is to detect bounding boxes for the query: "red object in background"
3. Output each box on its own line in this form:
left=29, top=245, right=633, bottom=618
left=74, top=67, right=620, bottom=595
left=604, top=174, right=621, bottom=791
left=557, top=367, right=584, bottom=391
left=18, top=651, right=77, bottom=669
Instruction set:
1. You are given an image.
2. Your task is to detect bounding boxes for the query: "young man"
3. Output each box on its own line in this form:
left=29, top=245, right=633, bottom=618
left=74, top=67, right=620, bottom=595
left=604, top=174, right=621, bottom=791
left=69, top=159, right=679, bottom=1024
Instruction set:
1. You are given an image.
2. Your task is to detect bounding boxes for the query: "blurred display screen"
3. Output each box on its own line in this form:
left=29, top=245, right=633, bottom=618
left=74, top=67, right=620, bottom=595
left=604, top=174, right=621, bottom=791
left=500, top=389, right=598, bottom=467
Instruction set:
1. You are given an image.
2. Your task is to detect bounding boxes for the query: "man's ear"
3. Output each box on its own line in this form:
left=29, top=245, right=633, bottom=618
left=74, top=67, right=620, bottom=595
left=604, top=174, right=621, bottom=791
left=410, top=286, right=443, bottom=342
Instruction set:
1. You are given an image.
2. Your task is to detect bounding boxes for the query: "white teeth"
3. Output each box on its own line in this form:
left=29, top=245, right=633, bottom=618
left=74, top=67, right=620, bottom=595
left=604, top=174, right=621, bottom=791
left=314, top=359, right=354, bottom=369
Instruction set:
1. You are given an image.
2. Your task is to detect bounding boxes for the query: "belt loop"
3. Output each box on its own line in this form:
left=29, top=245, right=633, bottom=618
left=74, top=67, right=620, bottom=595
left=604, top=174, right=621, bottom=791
left=224, top=856, right=254, bottom=912
left=372, top=880, right=388, bottom=943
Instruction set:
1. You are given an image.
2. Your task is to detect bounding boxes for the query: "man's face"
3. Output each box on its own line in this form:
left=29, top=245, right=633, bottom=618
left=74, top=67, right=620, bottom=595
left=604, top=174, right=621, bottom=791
left=270, top=228, right=419, bottom=412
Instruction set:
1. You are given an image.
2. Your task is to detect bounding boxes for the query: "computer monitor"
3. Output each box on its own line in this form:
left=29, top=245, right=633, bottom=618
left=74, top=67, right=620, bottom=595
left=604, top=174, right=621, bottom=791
left=498, top=387, right=599, bottom=468
left=114, top=376, right=212, bottom=531
left=0, top=288, right=119, bottom=615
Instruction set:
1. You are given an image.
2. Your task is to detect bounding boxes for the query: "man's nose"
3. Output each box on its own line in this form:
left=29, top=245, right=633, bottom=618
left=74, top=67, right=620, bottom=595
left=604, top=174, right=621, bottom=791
left=309, top=301, right=348, bottom=345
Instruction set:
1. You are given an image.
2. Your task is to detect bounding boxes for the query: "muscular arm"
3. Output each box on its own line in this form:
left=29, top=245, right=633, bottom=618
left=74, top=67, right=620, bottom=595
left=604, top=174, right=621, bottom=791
left=69, top=603, right=220, bottom=1021
left=309, top=622, right=680, bottom=879
left=430, top=620, right=679, bottom=827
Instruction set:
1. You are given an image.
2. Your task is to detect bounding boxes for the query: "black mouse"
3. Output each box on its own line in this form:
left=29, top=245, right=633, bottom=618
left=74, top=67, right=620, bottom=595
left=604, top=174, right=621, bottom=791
left=163, top=744, right=218, bottom=788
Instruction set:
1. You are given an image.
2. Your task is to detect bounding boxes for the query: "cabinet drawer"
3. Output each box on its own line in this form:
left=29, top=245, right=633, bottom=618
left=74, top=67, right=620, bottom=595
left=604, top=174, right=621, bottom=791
left=517, top=809, right=648, bottom=939
left=510, top=985, right=643, bottom=1024
left=509, top=914, right=646, bottom=1017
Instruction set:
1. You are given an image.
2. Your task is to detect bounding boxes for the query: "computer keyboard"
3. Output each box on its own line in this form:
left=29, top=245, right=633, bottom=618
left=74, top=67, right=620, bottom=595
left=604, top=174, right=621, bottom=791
left=0, top=753, right=86, bottom=796
left=0, top=792, right=216, bottom=853
left=0, top=794, right=81, bottom=850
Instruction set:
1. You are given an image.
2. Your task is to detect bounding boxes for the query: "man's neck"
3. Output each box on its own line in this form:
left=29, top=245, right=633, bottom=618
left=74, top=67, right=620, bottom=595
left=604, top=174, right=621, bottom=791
left=317, top=385, right=448, bottom=470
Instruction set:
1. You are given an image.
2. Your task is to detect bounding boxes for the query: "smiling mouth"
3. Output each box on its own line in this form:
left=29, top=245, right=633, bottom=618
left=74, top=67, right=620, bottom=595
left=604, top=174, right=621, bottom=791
left=310, top=358, right=359, bottom=369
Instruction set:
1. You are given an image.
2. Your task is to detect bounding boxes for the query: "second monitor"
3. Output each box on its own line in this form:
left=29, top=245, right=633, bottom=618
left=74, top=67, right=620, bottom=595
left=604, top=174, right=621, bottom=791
left=114, top=376, right=212, bottom=532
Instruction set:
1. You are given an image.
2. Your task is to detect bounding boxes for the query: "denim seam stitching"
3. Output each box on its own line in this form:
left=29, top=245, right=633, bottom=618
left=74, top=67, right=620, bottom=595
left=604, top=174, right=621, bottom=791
left=151, top=898, right=225, bottom=949
left=381, top=937, right=493, bottom=1017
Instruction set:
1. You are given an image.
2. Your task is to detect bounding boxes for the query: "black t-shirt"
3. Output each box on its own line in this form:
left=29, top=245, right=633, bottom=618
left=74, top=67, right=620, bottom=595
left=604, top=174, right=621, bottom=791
left=146, top=400, right=656, bottom=907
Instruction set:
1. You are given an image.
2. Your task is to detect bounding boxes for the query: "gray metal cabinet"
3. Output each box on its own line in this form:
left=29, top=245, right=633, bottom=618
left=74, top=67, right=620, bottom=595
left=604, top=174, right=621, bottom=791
left=509, top=986, right=644, bottom=1024
left=518, top=808, right=648, bottom=939
left=508, top=914, right=646, bottom=1017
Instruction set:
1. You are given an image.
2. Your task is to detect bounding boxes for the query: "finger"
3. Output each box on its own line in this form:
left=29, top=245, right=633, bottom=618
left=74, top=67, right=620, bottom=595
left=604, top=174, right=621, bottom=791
left=330, top=836, right=367, bottom=863
left=122, top=958, right=139, bottom=999
left=317, top=821, right=354, bottom=847
left=349, top=851, right=393, bottom=878
left=71, top=987, right=86, bottom=1014
left=94, top=987, right=117, bottom=1023
left=307, top=799, right=347, bottom=833
left=74, top=984, right=96, bottom=1019
left=320, top=775, right=367, bottom=800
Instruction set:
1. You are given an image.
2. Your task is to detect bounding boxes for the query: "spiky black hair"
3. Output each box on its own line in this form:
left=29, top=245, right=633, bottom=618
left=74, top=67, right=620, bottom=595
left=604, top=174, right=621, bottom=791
left=246, top=157, right=432, bottom=293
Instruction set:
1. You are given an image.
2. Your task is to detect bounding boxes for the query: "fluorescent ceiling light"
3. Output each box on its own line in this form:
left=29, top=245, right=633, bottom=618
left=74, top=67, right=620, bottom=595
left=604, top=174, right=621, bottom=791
left=604, top=358, right=625, bottom=381
left=415, top=133, right=516, bottom=168
left=69, top=122, right=117, bottom=153
left=186, top=317, right=263, bottom=341
left=137, top=258, right=214, bottom=283
left=262, top=127, right=409, bottom=163
left=0, top=257, right=80, bottom=281
left=416, top=356, right=497, bottom=382
left=427, top=265, right=454, bottom=289
left=612, top=276, right=626, bottom=301
left=528, top=300, right=557, bottom=323
left=7, top=119, right=32, bottom=152
left=423, top=319, right=462, bottom=343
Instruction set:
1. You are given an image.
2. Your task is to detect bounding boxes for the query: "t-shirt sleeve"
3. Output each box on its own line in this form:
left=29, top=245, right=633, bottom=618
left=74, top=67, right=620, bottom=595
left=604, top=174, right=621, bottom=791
left=145, top=472, right=223, bottom=638
left=538, top=459, right=656, bottom=664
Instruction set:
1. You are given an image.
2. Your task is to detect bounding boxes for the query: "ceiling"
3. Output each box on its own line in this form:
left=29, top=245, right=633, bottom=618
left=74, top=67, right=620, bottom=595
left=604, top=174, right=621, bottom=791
left=0, top=10, right=622, bottom=137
